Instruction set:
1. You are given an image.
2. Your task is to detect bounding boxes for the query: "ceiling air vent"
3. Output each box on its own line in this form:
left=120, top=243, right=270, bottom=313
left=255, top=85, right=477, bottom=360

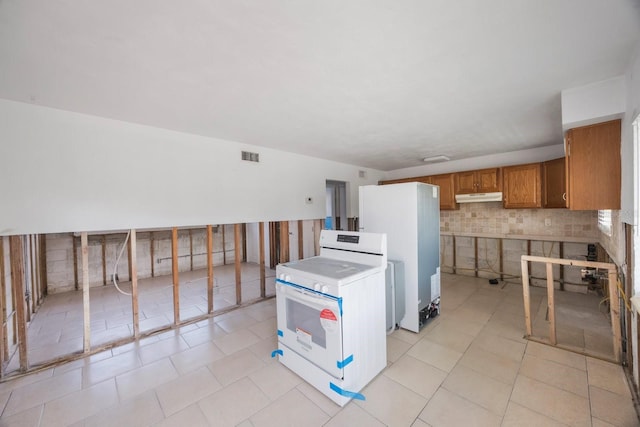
left=241, top=151, right=260, bottom=162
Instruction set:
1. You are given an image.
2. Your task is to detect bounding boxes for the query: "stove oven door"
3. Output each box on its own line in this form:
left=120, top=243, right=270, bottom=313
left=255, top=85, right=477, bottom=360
left=276, top=279, right=344, bottom=379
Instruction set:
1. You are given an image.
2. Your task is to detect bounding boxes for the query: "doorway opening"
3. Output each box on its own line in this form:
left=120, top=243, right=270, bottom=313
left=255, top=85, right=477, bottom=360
left=326, top=180, right=347, bottom=231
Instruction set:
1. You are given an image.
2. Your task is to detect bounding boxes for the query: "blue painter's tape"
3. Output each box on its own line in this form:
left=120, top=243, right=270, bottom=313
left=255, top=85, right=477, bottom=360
left=329, top=382, right=365, bottom=401
left=271, top=349, right=283, bottom=358
left=337, top=354, right=353, bottom=369
left=277, top=329, right=283, bottom=337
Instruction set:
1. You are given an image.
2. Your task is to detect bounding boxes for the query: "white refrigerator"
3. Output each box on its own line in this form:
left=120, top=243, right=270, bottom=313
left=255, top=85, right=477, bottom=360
left=359, top=182, right=441, bottom=332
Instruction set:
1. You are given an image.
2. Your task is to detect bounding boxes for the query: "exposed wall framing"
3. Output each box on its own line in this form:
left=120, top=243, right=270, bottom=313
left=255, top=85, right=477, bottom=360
left=0, top=222, right=282, bottom=379
left=521, top=255, right=621, bottom=363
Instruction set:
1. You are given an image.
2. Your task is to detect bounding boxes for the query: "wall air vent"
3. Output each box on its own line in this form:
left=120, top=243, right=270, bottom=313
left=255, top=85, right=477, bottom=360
left=241, top=151, right=260, bottom=162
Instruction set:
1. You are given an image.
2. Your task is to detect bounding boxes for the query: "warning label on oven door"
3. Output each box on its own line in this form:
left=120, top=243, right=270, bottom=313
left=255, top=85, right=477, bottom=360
left=320, top=309, right=338, bottom=332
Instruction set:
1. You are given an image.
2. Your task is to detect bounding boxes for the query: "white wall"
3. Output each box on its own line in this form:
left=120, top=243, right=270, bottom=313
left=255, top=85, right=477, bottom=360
left=0, top=99, right=385, bottom=236
left=561, top=76, right=626, bottom=130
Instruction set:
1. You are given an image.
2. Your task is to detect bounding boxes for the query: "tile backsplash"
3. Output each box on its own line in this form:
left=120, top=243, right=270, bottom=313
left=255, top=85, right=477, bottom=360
left=440, top=202, right=598, bottom=239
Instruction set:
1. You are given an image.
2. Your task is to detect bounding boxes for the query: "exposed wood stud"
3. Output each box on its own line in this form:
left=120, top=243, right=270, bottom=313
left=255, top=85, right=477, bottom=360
left=269, top=222, right=278, bottom=268
left=130, top=230, right=139, bottom=338
left=526, top=240, right=532, bottom=277
left=498, top=238, right=503, bottom=281
left=30, top=236, right=36, bottom=316
left=242, top=224, right=247, bottom=262
left=222, top=225, right=227, bottom=265
left=314, top=219, right=322, bottom=256
left=9, top=236, right=28, bottom=371
left=127, top=232, right=133, bottom=282
left=452, top=235, right=457, bottom=274
left=206, top=225, right=214, bottom=314
left=39, top=234, right=47, bottom=297
left=298, top=221, right=304, bottom=260
left=279, top=221, right=290, bottom=263
left=0, top=237, right=6, bottom=373
left=150, top=231, right=155, bottom=278
left=72, top=235, right=78, bottom=291
left=1, top=238, right=11, bottom=361
left=546, top=262, right=556, bottom=345
left=81, top=232, right=91, bottom=353
left=559, top=242, right=564, bottom=291
left=101, top=235, right=107, bottom=285
left=608, top=269, right=622, bottom=363
left=521, top=257, right=532, bottom=337
left=259, top=222, right=266, bottom=298
left=171, top=228, right=180, bottom=325
left=474, top=237, right=478, bottom=277
left=189, top=229, right=193, bottom=271
left=234, top=224, right=242, bottom=305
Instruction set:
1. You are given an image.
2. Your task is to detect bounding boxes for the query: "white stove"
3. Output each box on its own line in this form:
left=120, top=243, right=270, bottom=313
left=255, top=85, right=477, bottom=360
left=274, top=230, right=388, bottom=406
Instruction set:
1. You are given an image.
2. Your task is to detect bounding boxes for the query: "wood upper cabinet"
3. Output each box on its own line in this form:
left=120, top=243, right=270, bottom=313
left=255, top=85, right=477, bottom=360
left=565, top=119, right=621, bottom=210
left=456, top=168, right=502, bottom=194
left=379, top=174, right=457, bottom=210
left=429, top=173, right=458, bottom=210
left=542, top=157, right=567, bottom=208
left=503, top=163, right=542, bottom=208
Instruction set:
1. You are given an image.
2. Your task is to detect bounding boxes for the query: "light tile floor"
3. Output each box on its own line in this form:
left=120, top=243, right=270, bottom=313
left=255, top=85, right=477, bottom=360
left=0, top=273, right=637, bottom=426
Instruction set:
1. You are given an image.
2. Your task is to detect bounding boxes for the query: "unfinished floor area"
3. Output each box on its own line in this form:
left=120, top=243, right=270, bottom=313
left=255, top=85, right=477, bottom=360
left=0, top=273, right=635, bottom=426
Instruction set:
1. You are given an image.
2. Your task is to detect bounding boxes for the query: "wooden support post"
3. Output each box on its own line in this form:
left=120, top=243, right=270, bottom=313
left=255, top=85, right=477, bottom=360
left=171, top=228, right=180, bottom=325
left=101, top=235, right=107, bottom=286
left=81, top=232, right=91, bottom=353
left=206, top=225, right=214, bottom=314
left=546, top=262, right=557, bottom=345
left=234, top=224, right=242, bottom=305
left=189, top=229, right=194, bottom=271
left=521, top=256, right=532, bottom=337
left=150, top=231, right=155, bottom=278
left=474, top=237, right=478, bottom=277
left=222, top=226, right=227, bottom=265
left=608, top=269, right=622, bottom=363
left=130, top=230, right=139, bottom=338
left=298, top=221, right=304, bottom=260
left=9, top=236, right=28, bottom=371
left=259, top=222, right=266, bottom=298
left=72, top=235, right=79, bottom=290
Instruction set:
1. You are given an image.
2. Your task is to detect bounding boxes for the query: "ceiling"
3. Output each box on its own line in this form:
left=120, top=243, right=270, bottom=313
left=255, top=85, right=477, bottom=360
left=0, top=1, right=639, bottom=171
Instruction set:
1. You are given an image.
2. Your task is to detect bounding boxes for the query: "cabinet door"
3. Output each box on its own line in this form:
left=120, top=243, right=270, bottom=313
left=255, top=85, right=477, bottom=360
left=476, top=168, right=502, bottom=193
left=503, top=163, right=541, bottom=208
left=543, top=157, right=567, bottom=208
left=456, top=171, right=477, bottom=194
left=566, top=120, right=621, bottom=210
left=430, top=173, right=458, bottom=210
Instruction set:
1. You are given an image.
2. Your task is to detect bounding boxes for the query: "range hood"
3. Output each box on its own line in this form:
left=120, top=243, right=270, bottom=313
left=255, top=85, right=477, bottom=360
left=455, top=192, right=503, bottom=203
